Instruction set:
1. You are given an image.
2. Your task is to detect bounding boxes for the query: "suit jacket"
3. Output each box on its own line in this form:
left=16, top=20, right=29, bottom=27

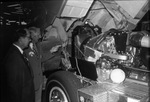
left=4, top=45, right=35, bottom=102
left=24, top=42, right=43, bottom=91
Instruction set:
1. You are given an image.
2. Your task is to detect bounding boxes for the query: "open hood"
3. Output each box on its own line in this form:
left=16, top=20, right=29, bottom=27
left=39, top=0, right=149, bottom=43
left=56, top=0, right=149, bottom=32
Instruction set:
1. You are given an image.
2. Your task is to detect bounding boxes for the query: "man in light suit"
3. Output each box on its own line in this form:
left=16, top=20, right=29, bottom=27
left=24, top=27, right=43, bottom=102
left=3, top=28, right=35, bottom=102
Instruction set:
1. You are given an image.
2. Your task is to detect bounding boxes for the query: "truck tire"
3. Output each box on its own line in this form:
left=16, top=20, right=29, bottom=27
left=45, top=71, right=83, bottom=102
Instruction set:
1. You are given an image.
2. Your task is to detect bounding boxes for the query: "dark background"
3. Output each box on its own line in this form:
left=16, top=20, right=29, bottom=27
left=0, top=1, right=67, bottom=102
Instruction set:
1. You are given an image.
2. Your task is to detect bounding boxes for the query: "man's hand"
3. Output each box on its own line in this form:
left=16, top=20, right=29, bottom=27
left=50, top=45, right=62, bottom=53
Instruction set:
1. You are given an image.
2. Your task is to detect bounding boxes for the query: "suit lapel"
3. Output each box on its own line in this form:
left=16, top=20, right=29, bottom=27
left=12, top=45, right=34, bottom=77
left=22, top=53, right=34, bottom=77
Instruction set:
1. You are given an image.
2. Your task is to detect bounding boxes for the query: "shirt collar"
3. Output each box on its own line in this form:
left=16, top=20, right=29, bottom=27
left=13, top=43, right=23, bottom=54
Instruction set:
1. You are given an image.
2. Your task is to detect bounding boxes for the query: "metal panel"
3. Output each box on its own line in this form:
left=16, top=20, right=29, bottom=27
left=115, top=0, right=148, bottom=18
left=61, top=0, right=94, bottom=18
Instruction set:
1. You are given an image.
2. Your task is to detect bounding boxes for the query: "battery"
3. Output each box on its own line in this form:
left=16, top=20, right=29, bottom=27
left=108, top=81, right=149, bottom=102
left=78, top=80, right=149, bottom=102
left=78, top=83, right=118, bottom=102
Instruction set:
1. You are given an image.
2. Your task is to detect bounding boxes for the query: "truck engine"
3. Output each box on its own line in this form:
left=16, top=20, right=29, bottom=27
left=71, top=26, right=150, bottom=83
left=55, top=0, right=150, bottom=102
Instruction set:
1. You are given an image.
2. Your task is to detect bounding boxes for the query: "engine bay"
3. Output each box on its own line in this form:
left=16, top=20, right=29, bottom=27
left=34, top=0, right=150, bottom=85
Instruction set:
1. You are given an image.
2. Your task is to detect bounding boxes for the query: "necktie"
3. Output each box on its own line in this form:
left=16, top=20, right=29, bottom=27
left=32, top=43, right=39, bottom=57
left=23, top=52, right=29, bottom=64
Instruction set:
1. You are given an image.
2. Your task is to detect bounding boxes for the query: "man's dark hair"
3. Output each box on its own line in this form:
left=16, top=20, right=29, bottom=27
left=13, top=28, right=27, bottom=42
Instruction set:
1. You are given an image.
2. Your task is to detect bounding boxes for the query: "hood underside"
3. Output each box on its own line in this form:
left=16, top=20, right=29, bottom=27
left=58, top=0, right=149, bottom=32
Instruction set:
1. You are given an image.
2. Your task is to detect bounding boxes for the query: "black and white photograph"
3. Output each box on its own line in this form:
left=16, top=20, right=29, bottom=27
left=0, top=0, right=149, bottom=102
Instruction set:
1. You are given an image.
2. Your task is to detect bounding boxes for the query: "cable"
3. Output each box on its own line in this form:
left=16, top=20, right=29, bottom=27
left=75, top=57, right=82, bottom=77
left=75, top=43, right=86, bottom=57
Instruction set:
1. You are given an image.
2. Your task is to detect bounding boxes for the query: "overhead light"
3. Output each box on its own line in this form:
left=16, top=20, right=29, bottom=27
left=11, top=12, right=23, bottom=14
left=6, top=22, right=11, bottom=25
left=0, top=16, right=3, bottom=19
left=9, top=20, right=16, bottom=22
left=3, top=12, right=11, bottom=15
left=21, top=21, right=27, bottom=25
left=7, top=4, right=20, bottom=7
left=15, top=10, right=23, bottom=12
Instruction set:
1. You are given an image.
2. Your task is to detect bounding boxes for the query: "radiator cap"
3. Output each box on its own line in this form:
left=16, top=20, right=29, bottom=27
left=110, top=68, right=125, bottom=84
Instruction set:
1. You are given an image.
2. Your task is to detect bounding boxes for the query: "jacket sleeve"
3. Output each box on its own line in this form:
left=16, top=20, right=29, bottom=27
left=40, top=37, right=62, bottom=62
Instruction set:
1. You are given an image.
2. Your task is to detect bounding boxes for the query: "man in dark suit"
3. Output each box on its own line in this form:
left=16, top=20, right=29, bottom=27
left=3, top=28, right=35, bottom=102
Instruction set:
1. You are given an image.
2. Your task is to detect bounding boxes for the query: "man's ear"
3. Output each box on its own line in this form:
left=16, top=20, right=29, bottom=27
left=19, top=37, right=23, bottom=44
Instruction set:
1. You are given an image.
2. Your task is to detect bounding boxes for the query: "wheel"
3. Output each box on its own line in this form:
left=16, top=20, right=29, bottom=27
left=45, top=71, right=83, bottom=102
